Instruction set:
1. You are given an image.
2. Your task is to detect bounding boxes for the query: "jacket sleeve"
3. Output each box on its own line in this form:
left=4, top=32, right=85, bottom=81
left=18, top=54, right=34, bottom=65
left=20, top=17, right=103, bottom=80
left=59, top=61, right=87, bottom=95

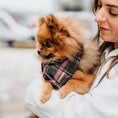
left=25, top=65, right=118, bottom=118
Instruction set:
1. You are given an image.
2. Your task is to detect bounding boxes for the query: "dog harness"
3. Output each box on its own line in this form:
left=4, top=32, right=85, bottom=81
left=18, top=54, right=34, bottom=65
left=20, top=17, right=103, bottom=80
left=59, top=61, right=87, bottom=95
left=41, top=53, right=82, bottom=90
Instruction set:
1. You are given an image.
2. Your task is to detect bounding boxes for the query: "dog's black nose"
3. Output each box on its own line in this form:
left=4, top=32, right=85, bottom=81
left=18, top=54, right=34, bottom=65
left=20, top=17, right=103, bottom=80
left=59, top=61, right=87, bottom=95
left=37, top=50, right=41, bottom=55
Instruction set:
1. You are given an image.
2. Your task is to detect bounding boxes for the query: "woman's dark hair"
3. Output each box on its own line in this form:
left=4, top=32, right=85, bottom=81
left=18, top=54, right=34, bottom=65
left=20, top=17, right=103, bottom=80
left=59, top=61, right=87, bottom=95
left=92, top=0, right=118, bottom=78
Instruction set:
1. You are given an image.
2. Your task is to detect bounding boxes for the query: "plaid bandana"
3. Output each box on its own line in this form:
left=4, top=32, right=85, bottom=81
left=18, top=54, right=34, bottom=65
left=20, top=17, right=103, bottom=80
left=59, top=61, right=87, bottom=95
left=41, top=53, right=82, bottom=90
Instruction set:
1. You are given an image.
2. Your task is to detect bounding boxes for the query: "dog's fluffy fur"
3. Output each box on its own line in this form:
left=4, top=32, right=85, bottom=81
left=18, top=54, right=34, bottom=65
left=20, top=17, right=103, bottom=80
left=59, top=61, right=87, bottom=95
left=36, top=14, right=101, bottom=103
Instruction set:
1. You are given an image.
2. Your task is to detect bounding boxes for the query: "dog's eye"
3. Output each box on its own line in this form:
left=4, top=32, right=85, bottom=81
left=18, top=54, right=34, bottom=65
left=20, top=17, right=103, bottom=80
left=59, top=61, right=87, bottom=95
left=45, top=41, right=51, bottom=48
left=41, top=43, right=45, bottom=47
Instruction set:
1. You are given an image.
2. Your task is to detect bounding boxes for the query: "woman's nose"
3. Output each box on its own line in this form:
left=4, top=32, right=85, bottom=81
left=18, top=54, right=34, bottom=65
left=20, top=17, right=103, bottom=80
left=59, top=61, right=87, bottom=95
left=94, top=9, right=107, bottom=23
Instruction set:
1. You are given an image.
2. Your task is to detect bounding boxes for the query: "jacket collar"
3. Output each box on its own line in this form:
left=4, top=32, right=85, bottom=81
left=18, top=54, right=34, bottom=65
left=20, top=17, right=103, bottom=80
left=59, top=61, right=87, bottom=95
left=104, top=46, right=118, bottom=59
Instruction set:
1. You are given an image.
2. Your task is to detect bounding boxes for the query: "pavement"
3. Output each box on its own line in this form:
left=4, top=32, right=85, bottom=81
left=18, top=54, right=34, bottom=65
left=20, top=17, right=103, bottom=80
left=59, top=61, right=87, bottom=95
left=0, top=43, right=41, bottom=118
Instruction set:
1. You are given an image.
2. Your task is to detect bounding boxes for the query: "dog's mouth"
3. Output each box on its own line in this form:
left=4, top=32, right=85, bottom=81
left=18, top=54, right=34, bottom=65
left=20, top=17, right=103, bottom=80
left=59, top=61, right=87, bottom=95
left=37, top=50, right=54, bottom=59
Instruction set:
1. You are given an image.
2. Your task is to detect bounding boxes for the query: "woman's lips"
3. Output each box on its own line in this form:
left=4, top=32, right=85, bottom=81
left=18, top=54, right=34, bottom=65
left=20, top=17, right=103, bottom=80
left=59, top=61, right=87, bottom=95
left=99, top=26, right=109, bottom=31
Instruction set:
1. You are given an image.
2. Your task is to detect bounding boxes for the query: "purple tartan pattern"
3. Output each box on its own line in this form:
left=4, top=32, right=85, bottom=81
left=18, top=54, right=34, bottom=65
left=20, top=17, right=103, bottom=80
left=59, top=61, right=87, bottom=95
left=41, top=54, right=82, bottom=90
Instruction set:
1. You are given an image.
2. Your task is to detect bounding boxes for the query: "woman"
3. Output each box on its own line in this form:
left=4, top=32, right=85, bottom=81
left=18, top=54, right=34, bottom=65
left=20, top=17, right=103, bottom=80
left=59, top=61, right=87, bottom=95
left=25, top=0, right=118, bottom=117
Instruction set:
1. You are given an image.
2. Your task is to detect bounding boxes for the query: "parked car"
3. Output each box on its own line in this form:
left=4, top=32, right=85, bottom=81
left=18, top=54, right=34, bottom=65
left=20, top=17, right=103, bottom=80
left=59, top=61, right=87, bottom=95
left=0, top=10, right=34, bottom=44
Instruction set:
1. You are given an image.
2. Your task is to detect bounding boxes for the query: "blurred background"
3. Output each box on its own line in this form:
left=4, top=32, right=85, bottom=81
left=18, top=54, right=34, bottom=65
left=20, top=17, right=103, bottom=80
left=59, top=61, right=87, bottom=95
left=0, top=0, right=98, bottom=118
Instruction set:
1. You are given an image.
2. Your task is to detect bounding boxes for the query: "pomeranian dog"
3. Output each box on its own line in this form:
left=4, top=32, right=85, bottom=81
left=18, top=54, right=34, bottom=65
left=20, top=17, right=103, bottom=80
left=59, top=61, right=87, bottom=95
left=36, top=14, right=100, bottom=103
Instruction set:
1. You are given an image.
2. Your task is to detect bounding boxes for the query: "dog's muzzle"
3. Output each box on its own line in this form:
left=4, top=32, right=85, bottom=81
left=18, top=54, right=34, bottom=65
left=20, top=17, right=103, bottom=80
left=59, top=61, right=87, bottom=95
left=37, top=50, right=53, bottom=59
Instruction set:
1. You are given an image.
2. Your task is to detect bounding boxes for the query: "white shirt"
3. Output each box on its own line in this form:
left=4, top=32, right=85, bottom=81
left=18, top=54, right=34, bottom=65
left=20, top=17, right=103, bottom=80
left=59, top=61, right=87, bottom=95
left=25, top=47, right=118, bottom=118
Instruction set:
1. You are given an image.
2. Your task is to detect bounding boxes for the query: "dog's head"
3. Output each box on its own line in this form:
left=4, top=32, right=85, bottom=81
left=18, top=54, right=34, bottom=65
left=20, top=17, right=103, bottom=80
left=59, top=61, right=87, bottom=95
left=36, top=14, right=85, bottom=62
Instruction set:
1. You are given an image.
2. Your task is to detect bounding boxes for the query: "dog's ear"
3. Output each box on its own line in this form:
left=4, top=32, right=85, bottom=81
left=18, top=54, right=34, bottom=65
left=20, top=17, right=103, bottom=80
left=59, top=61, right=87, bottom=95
left=38, top=17, right=45, bottom=27
left=45, top=14, right=58, bottom=30
left=60, top=27, right=70, bottom=37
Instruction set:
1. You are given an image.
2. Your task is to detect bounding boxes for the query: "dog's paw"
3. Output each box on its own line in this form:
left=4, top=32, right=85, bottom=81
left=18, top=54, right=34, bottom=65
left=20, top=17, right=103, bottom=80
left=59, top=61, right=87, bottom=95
left=59, top=87, right=73, bottom=98
left=40, top=94, right=50, bottom=103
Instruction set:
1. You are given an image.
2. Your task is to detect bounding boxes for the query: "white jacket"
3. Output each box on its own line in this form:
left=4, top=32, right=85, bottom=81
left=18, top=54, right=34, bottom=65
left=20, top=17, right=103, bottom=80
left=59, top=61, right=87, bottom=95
left=25, top=47, right=118, bottom=118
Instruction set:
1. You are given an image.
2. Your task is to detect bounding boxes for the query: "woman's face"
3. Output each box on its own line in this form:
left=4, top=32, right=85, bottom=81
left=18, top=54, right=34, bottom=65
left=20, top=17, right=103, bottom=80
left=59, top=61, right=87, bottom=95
left=94, top=0, right=118, bottom=44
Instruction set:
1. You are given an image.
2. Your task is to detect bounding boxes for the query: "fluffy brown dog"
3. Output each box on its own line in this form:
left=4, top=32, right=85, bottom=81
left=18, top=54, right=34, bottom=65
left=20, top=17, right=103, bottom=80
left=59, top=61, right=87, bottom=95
left=36, top=14, right=100, bottom=103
